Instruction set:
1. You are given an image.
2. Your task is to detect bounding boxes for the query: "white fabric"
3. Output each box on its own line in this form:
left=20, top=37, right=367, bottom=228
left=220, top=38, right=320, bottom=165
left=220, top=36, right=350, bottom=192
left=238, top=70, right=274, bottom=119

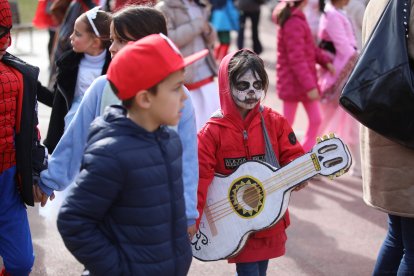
left=189, top=81, right=220, bottom=130
left=74, top=50, right=106, bottom=99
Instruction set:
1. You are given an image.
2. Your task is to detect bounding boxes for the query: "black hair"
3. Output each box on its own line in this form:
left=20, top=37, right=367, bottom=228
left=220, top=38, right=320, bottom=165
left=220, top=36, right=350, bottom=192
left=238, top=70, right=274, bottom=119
left=112, top=5, right=167, bottom=42
left=319, top=0, right=325, bottom=12
left=108, top=81, right=158, bottom=109
left=320, top=0, right=343, bottom=12
left=228, top=50, right=269, bottom=96
left=81, top=10, right=112, bottom=49
left=277, top=0, right=304, bottom=27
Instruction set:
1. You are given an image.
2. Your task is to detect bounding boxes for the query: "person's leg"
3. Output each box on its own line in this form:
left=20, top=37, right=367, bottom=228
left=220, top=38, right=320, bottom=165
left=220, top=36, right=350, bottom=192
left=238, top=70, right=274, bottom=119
left=219, top=31, right=231, bottom=60
left=215, top=31, right=231, bottom=61
left=398, top=216, right=414, bottom=275
left=236, top=261, right=259, bottom=276
left=250, top=11, right=262, bottom=54
left=0, top=167, right=34, bottom=276
left=282, top=101, right=299, bottom=126
left=373, top=215, right=404, bottom=275
left=237, top=12, right=247, bottom=50
left=301, top=101, right=322, bottom=152
left=258, top=259, right=269, bottom=276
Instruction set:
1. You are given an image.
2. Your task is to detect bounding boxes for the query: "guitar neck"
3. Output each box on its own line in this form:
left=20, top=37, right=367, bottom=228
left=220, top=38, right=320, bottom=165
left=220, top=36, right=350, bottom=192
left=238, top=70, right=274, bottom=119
left=269, top=152, right=319, bottom=192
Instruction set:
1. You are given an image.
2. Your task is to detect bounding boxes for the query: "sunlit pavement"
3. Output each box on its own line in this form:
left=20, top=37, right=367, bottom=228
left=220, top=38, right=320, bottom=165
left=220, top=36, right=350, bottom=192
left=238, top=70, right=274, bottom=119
left=8, top=7, right=386, bottom=276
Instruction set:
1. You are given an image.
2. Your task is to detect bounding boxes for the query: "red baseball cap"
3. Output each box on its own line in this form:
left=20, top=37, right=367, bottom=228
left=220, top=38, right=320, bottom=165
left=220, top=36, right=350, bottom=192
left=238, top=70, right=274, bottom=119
left=107, top=33, right=209, bottom=100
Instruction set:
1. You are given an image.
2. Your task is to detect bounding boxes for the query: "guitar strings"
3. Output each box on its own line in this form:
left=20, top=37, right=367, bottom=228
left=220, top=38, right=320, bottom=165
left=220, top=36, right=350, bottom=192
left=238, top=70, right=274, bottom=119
left=205, top=159, right=314, bottom=222
left=208, top=157, right=309, bottom=213
left=207, top=160, right=316, bottom=224
left=206, top=158, right=314, bottom=215
left=209, top=164, right=315, bottom=224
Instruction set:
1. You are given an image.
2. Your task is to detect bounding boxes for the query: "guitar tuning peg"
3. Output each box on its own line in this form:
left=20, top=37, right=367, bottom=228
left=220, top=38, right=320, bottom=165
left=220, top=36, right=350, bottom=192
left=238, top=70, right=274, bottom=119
left=340, top=169, right=345, bottom=175
left=329, top=133, right=335, bottom=138
left=323, top=134, right=329, bottom=140
left=328, top=175, right=334, bottom=180
left=316, top=137, right=322, bottom=143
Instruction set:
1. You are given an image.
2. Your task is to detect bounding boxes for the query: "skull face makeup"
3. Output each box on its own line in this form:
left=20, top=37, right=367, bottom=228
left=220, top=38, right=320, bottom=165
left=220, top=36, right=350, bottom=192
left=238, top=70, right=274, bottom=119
left=231, top=69, right=264, bottom=110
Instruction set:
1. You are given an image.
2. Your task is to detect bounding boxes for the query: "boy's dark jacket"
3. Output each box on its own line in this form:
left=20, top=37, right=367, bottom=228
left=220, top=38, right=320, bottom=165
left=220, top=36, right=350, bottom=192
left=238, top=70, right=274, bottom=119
left=3, top=53, right=48, bottom=206
left=57, top=105, right=192, bottom=276
left=43, top=49, right=111, bottom=153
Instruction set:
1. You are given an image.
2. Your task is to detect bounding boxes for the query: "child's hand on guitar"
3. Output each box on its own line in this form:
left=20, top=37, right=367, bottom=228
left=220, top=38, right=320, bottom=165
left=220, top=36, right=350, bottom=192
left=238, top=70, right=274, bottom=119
left=188, top=224, right=197, bottom=240
left=293, top=181, right=308, bottom=192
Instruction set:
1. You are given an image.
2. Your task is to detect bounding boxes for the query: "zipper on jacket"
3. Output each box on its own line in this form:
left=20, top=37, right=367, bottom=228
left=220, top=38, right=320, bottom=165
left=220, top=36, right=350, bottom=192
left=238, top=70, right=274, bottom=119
left=243, top=130, right=251, bottom=159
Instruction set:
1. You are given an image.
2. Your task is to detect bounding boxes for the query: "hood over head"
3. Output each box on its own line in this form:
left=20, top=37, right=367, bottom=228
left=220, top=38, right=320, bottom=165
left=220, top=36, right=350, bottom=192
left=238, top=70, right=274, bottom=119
left=217, top=49, right=265, bottom=127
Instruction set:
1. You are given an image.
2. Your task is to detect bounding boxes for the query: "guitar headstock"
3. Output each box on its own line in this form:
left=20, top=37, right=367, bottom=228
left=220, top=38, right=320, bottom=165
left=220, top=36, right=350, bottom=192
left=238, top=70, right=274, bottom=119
left=311, top=133, right=352, bottom=178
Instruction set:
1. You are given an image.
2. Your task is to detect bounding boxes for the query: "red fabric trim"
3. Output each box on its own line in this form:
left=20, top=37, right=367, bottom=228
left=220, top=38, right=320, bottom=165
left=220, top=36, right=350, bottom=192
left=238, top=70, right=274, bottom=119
left=8, top=66, right=23, bottom=134
left=185, top=76, right=214, bottom=91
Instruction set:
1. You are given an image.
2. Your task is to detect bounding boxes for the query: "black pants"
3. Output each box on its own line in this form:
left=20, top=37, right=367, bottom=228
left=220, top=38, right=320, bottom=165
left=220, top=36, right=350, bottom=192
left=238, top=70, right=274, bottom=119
left=237, top=10, right=262, bottom=54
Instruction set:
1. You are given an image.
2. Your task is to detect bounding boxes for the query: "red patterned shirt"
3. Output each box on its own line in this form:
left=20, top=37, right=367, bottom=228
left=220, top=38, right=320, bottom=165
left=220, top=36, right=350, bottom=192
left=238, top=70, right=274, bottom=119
left=0, top=61, right=19, bottom=173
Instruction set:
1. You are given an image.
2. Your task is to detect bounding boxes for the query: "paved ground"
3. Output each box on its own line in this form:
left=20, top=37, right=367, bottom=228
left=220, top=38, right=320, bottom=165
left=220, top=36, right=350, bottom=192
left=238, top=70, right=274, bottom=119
left=7, top=8, right=387, bottom=276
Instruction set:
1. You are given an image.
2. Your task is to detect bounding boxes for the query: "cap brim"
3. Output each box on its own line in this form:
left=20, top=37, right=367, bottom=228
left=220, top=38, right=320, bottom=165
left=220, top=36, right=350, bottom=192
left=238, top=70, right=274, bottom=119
left=183, top=49, right=209, bottom=66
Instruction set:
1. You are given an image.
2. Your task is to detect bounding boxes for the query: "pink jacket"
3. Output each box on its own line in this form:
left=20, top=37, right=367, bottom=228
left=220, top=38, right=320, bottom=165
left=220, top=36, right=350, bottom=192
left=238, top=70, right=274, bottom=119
left=274, top=6, right=331, bottom=102
left=318, top=3, right=357, bottom=94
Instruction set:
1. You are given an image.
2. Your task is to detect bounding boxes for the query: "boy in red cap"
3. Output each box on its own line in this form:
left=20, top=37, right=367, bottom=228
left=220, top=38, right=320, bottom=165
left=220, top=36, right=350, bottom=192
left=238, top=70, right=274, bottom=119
left=57, top=34, right=207, bottom=275
left=0, top=0, right=48, bottom=275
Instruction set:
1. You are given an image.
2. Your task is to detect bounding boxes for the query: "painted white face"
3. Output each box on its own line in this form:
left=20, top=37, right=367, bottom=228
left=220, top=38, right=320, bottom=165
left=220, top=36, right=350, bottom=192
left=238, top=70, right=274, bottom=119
left=231, top=70, right=264, bottom=110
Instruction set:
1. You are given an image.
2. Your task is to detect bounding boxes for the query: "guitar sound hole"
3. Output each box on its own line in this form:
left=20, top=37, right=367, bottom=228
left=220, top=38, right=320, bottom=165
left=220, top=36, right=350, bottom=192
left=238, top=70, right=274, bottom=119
left=242, top=186, right=260, bottom=209
left=229, top=177, right=265, bottom=218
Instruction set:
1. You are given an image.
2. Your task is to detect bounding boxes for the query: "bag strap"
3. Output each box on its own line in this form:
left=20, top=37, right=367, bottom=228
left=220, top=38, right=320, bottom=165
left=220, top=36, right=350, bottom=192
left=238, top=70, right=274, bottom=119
left=259, top=105, right=280, bottom=168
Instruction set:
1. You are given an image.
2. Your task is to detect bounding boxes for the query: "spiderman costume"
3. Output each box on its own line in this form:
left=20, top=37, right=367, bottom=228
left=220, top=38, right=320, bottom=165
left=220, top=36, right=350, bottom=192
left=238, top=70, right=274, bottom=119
left=0, top=0, right=48, bottom=274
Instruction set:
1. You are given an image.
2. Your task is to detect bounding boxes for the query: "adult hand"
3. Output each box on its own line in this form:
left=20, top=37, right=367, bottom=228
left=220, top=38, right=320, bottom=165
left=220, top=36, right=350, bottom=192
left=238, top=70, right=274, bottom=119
left=187, top=224, right=197, bottom=240
left=307, top=88, right=320, bottom=100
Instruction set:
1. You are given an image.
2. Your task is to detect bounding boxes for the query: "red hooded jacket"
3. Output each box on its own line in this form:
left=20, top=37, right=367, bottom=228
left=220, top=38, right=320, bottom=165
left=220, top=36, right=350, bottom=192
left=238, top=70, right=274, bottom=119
left=197, top=50, right=305, bottom=263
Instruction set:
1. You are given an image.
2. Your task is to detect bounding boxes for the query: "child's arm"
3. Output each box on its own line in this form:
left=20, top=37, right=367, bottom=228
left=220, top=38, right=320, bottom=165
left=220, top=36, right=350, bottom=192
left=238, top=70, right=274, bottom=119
left=36, top=81, right=54, bottom=107
left=177, top=87, right=199, bottom=228
left=38, top=76, right=107, bottom=196
left=196, top=127, right=218, bottom=227
left=57, top=144, right=129, bottom=275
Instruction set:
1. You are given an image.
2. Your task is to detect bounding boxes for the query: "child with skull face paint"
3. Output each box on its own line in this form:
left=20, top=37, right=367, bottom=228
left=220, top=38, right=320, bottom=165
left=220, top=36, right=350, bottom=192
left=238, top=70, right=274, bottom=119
left=0, top=0, right=48, bottom=275
left=197, top=49, right=307, bottom=275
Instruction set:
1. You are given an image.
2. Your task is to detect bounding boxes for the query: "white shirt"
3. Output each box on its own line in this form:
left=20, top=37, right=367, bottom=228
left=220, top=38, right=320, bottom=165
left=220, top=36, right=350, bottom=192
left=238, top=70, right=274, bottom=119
left=74, top=50, right=107, bottom=99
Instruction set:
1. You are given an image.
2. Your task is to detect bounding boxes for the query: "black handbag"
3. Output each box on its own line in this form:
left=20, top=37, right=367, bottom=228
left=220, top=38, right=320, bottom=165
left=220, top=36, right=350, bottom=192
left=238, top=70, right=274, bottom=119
left=339, top=0, right=414, bottom=149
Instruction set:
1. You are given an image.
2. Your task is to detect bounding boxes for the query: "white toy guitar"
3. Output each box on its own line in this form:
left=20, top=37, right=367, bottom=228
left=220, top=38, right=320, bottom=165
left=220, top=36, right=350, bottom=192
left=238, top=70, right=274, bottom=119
left=191, top=134, right=352, bottom=261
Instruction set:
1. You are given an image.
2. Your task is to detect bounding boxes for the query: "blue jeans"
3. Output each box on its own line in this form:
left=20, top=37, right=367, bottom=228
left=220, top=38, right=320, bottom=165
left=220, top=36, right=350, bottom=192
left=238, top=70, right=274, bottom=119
left=0, top=166, right=34, bottom=276
left=236, top=260, right=269, bottom=276
left=373, top=214, right=414, bottom=275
